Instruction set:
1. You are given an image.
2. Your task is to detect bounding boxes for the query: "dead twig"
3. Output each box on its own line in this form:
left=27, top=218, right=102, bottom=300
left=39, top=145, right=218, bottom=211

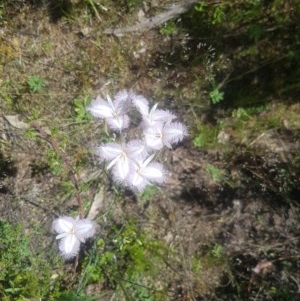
left=104, top=0, right=199, bottom=36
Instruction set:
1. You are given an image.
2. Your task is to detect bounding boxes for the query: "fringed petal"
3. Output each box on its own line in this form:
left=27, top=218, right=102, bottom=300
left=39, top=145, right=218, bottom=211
left=87, top=96, right=114, bottom=119
left=132, top=95, right=149, bottom=116
left=126, top=140, right=148, bottom=159
left=115, top=156, right=130, bottom=180
left=143, top=104, right=176, bottom=127
left=106, top=114, right=130, bottom=131
left=163, top=122, right=188, bottom=145
left=59, top=234, right=81, bottom=259
left=52, top=216, right=74, bottom=234
left=144, top=125, right=164, bottom=150
left=131, top=171, right=149, bottom=192
left=141, top=163, right=165, bottom=183
left=75, top=219, right=96, bottom=241
left=114, top=89, right=134, bottom=110
left=98, top=143, right=123, bottom=160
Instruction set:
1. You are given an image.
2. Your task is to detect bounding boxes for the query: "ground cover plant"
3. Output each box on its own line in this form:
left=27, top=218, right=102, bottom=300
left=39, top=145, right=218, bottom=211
left=0, top=0, right=300, bottom=300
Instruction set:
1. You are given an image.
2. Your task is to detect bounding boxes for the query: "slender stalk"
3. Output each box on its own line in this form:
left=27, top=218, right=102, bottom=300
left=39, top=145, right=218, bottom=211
left=86, top=0, right=102, bottom=21
left=31, top=122, right=84, bottom=218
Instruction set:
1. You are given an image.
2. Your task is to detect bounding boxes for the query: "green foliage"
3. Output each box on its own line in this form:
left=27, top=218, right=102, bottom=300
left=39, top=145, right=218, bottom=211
left=194, top=1, right=207, bottom=13
left=206, top=164, right=223, bottom=183
left=192, top=133, right=205, bottom=148
left=0, top=80, right=17, bottom=109
left=80, top=220, right=167, bottom=299
left=0, top=221, right=96, bottom=301
left=267, top=285, right=294, bottom=300
left=248, top=24, right=264, bottom=41
left=194, top=0, right=297, bottom=29
left=0, top=222, right=31, bottom=282
left=46, top=148, right=63, bottom=175
left=230, top=103, right=297, bottom=143
left=209, top=82, right=224, bottom=105
left=211, top=244, right=222, bottom=259
left=194, top=1, right=225, bottom=25
left=233, top=107, right=255, bottom=120
left=160, top=21, right=178, bottom=36
left=191, top=255, right=202, bottom=273
left=125, top=0, right=143, bottom=11
left=73, top=96, right=92, bottom=122
left=42, top=129, right=73, bottom=177
left=85, top=0, right=102, bottom=20
left=189, top=0, right=300, bottom=103
left=193, top=123, right=219, bottom=149
left=24, top=128, right=38, bottom=140
left=211, top=5, right=225, bottom=25
left=124, top=276, right=155, bottom=301
left=0, top=221, right=58, bottom=301
left=138, top=186, right=158, bottom=204
left=27, top=75, right=45, bottom=93
left=56, top=291, right=99, bottom=301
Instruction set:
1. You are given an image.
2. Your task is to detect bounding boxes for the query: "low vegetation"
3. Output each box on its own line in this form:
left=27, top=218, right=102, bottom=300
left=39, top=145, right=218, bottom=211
left=0, top=0, right=299, bottom=300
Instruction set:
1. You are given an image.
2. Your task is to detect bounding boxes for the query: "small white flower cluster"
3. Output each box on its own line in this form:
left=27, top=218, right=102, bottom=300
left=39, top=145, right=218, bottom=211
left=52, top=90, right=187, bottom=260
left=52, top=216, right=96, bottom=259
left=87, top=89, right=188, bottom=192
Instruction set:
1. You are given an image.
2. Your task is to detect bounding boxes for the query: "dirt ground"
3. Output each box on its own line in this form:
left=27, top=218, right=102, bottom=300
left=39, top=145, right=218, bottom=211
left=1, top=1, right=300, bottom=300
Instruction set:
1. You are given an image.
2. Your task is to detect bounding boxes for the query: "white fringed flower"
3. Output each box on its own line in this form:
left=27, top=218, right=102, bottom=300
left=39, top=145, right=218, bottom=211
left=144, top=122, right=188, bottom=150
left=87, top=89, right=188, bottom=192
left=87, top=94, right=130, bottom=131
left=132, top=94, right=150, bottom=116
left=143, top=104, right=177, bottom=128
left=132, top=96, right=176, bottom=127
left=127, top=154, right=165, bottom=191
left=98, top=140, right=147, bottom=181
left=114, top=89, right=136, bottom=103
left=52, top=216, right=96, bottom=259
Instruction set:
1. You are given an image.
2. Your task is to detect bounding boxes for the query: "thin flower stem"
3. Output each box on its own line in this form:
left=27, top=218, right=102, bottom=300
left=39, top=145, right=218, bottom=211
left=31, top=122, right=84, bottom=218
left=86, top=0, right=102, bottom=22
